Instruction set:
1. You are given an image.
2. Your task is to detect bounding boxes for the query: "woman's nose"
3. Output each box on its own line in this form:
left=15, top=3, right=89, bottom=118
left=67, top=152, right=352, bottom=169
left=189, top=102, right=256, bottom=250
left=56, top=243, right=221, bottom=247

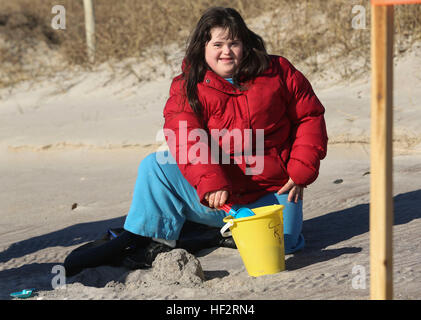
left=222, top=45, right=231, bottom=54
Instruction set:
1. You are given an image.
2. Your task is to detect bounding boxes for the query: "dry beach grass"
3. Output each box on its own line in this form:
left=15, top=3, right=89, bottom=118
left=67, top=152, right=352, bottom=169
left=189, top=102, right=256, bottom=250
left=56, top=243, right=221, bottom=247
left=1, top=0, right=420, bottom=88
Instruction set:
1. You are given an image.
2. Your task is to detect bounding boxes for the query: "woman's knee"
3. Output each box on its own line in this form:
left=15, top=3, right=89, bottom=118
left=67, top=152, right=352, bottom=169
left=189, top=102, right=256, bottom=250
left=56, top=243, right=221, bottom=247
left=137, top=151, right=178, bottom=178
left=138, top=152, right=159, bottom=174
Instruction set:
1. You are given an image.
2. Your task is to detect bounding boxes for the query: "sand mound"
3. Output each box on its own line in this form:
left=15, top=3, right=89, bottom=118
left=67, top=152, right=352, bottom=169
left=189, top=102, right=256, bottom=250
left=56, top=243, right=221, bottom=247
left=151, top=249, right=205, bottom=287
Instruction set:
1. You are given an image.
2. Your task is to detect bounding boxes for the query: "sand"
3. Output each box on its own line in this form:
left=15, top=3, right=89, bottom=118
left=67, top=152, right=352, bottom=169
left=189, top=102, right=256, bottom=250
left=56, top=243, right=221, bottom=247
left=1, top=42, right=420, bottom=300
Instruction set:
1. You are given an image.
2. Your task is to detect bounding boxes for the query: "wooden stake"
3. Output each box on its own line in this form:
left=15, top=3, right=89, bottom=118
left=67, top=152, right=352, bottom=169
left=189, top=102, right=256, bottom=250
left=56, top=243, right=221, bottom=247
left=370, top=5, right=394, bottom=300
left=83, top=0, right=96, bottom=63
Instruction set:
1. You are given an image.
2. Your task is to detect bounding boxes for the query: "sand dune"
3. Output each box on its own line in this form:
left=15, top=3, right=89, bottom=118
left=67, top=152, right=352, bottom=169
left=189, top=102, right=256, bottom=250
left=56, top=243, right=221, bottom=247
left=1, top=43, right=420, bottom=300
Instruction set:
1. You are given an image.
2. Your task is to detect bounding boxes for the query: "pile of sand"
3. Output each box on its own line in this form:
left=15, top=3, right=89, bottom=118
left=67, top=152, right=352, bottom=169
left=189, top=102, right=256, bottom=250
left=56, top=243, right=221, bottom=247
left=152, top=249, right=205, bottom=287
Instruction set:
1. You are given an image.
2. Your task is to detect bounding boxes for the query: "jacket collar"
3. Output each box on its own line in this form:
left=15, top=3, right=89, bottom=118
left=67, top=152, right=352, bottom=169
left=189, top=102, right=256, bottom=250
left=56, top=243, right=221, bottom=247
left=200, top=69, right=244, bottom=95
left=181, top=55, right=279, bottom=95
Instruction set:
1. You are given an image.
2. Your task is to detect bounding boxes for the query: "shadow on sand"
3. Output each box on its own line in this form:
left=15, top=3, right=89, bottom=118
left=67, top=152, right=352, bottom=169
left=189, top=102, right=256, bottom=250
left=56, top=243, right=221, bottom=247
left=286, top=189, right=421, bottom=270
left=1, top=189, right=420, bottom=298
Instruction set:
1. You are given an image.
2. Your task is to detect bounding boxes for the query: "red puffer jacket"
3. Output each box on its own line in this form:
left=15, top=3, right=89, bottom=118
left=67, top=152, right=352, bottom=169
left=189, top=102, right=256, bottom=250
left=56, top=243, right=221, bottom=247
left=163, top=55, right=328, bottom=206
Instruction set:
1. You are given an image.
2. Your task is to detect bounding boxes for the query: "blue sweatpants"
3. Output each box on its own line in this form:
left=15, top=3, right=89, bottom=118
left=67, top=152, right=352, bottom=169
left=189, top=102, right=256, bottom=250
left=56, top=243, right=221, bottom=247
left=124, top=151, right=305, bottom=254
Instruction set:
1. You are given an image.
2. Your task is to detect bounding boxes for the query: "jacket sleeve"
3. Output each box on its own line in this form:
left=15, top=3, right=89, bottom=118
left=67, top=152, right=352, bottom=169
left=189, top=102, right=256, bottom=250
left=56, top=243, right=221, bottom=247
left=163, top=77, right=232, bottom=205
left=281, top=57, right=328, bottom=186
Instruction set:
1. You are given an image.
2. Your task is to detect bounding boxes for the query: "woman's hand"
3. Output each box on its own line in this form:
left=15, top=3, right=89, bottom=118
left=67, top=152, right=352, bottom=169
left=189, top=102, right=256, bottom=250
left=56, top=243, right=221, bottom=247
left=204, top=190, right=229, bottom=208
left=277, top=177, right=304, bottom=203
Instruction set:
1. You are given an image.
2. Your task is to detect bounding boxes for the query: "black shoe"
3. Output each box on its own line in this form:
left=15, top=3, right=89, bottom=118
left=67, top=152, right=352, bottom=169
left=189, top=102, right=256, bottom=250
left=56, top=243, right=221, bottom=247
left=176, top=220, right=237, bottom=253
left=122, top=240, right=173, bottom=270
left=63, top=230, right=149, bottom=277
left=218, top=236, right=237, bottom=249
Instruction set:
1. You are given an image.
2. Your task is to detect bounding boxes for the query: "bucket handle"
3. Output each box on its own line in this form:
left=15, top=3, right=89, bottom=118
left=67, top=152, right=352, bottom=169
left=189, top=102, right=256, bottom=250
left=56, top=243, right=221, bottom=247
left=220, top=219, right=234, bottom=237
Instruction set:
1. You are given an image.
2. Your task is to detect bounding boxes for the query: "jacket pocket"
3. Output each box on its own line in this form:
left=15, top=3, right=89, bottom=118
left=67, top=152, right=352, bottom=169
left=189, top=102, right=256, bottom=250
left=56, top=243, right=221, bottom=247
left=248, top=149, right=287, bottom=185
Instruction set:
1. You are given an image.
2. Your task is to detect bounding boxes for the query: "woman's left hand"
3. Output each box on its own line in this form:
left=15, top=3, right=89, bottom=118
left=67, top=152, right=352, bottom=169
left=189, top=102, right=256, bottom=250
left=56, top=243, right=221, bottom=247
left=277, top=177, right=304, bottom=203
left=204, top=189, right=229, bottom=208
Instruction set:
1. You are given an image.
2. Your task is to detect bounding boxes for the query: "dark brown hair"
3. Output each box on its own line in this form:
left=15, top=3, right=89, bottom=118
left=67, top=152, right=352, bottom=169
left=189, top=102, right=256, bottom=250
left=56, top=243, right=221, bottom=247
left=183, top=7, right=270, bottom=120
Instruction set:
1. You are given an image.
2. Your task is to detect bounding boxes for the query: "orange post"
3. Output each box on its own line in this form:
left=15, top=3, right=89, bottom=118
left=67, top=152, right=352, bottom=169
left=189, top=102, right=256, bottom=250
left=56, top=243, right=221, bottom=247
left=370, top=3, right=394, bottom=300
left=370, top=0, right=420, bottom=300
left=372, top=0, right=420, bottom=4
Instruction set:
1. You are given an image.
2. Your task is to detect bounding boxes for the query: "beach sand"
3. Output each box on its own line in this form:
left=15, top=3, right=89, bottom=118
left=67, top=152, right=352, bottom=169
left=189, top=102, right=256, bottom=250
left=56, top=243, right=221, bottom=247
left=1, top=45, right=420, bottom=300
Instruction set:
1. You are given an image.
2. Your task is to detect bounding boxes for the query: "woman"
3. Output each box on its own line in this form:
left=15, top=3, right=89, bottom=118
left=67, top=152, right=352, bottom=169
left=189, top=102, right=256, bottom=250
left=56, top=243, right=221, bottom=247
left=64, top=7, right=327, bottom=274
left=124, top=7, right=327, bottom=254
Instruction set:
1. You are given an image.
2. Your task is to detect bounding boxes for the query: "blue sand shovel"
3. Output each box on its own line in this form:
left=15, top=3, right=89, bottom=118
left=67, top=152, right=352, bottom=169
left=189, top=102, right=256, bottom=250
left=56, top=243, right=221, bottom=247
left=220, top=204, right=255, bottom=219
left=10, top=288, right=35, bottom=299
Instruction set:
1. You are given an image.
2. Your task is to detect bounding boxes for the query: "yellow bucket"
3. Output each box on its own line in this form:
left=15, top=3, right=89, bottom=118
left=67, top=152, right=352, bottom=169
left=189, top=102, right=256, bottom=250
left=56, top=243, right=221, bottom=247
left=220, top=204, right=285, bottom=277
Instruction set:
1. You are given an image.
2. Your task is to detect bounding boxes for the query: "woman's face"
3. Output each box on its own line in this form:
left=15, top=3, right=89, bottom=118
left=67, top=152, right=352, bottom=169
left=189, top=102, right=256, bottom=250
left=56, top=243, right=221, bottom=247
left=205, top=27, right=243, bottom=78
